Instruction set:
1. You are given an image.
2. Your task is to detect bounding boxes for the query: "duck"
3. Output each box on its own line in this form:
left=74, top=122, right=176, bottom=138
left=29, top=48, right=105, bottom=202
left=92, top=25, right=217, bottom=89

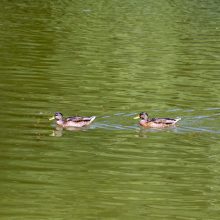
left=49, top=112, right=96, bottom=128
left=134, top=112, right=181, bottom=128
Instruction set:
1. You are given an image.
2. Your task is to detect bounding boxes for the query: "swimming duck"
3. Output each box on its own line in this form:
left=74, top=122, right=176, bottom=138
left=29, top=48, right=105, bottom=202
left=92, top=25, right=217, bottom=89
left=134, top=112, right=181, bottom=128
left=49, top=112, right=96, bottom=128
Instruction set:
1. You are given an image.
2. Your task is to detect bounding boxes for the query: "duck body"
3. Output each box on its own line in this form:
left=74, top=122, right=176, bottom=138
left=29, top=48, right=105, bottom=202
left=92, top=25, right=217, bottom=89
left=134, top=112, right=181, bottom=128
left=49, top=112, right=96, bottom=128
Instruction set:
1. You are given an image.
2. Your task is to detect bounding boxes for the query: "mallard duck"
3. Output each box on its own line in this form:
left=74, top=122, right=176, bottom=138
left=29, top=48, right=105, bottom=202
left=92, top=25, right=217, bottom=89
left=134, top=112, right=181, bottom=128
left=49, top=112, right=96, bottom=128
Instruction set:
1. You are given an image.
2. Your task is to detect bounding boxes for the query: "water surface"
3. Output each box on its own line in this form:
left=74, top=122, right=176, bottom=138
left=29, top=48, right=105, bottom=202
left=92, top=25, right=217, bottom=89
left=0, top=0, right=220, bottom=219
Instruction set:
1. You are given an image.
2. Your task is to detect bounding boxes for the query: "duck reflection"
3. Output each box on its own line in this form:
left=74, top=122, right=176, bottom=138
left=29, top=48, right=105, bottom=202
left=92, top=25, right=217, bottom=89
left=135, top=126, right=180, bottom=138
left=50, top=125, right=90, bottom=137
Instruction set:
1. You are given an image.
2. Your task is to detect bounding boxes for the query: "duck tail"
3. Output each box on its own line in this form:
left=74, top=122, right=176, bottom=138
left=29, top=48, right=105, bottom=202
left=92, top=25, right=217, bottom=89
left=175, top=117, right=181, bottom=123
left=90, top=116, right=96, bottom=123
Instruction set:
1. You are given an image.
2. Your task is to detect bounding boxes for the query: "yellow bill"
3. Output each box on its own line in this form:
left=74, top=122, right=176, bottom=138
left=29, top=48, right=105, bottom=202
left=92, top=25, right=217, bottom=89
left=49, top=116, right=55, bottom=121
left=133, top=116, right=139, bottom=119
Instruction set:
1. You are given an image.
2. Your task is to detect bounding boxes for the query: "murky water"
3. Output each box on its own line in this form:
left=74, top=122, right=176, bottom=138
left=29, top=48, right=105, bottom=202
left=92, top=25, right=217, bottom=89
left=0, top=0, right=220, bottom=219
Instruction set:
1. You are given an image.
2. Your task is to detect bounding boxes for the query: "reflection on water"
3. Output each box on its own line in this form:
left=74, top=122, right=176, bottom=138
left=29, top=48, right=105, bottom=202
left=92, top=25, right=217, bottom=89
left=0, top=0, right=220, bottom=219
left=50, top=124, right=92, bottom=137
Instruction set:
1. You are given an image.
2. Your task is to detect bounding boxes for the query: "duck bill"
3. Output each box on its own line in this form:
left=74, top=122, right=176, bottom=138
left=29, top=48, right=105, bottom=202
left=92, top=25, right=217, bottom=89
left=49, top=116, right=55, bottom=121
left=133, top=116, right=140, bottom=119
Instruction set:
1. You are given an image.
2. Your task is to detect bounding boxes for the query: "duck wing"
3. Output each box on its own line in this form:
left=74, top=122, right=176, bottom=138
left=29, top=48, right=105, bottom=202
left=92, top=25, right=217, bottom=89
left=151, top=117, right=178, bottom=124
left=66, top=116, right=94, bottom=122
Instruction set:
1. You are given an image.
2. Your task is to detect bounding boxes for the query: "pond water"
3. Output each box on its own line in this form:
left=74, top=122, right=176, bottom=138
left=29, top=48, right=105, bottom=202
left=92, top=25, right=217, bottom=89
left=0, top=0, right=220, bottom=219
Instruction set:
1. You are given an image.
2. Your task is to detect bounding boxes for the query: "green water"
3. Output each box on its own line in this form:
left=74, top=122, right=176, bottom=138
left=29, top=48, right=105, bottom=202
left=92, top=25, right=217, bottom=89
left=0, top=0, right=220, bottom=219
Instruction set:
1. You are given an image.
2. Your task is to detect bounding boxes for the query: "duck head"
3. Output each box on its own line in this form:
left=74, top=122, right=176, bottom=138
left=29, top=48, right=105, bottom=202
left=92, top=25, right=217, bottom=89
left=133, top=112, right=149, bottom=120
left=49, top=112, right=63, bottom=121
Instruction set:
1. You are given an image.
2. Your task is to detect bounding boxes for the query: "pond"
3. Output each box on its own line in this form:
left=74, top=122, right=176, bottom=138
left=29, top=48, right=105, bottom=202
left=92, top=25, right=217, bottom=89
left=0, top=0, right=220, bottom=219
